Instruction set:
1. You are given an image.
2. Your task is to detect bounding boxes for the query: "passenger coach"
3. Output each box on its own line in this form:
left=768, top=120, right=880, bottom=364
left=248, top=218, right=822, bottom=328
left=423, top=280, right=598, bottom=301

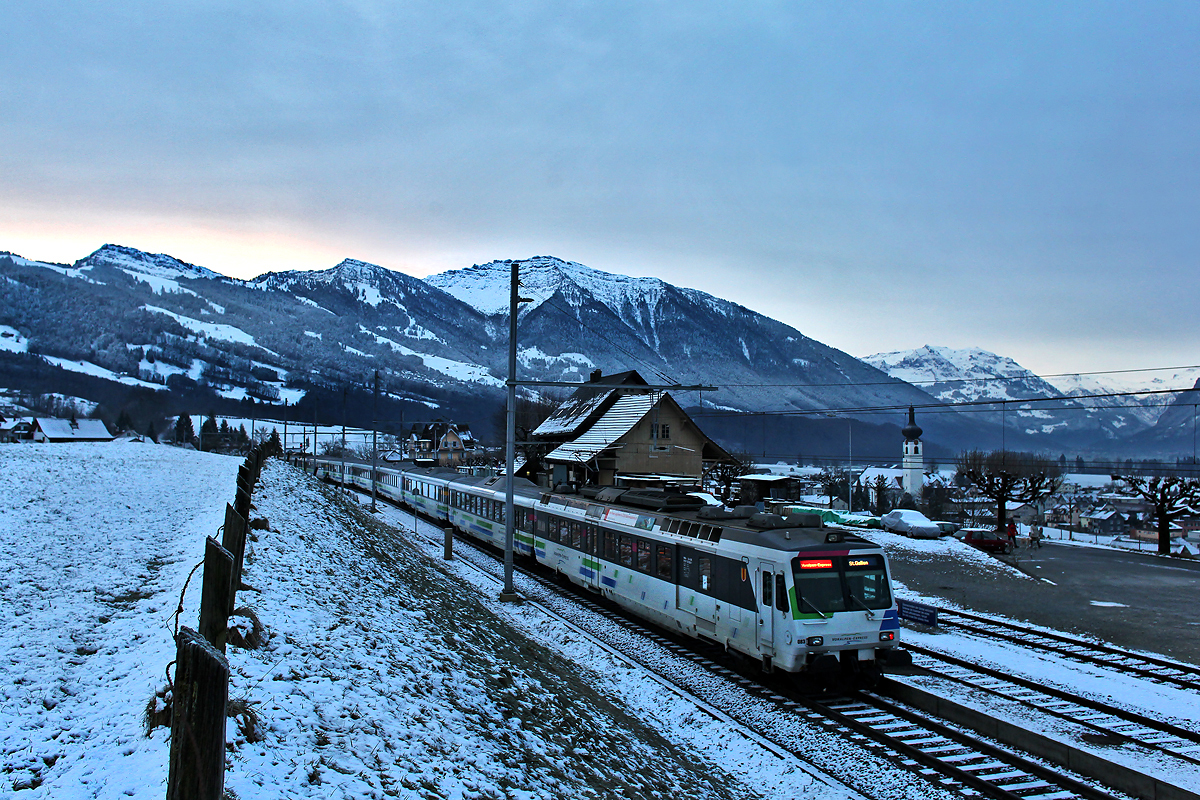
left=314, top=458, right=902, bottom=681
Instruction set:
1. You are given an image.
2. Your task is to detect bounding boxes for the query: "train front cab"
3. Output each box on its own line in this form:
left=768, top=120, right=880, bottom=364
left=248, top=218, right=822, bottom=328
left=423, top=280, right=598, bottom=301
left=786, top=547, right=899, bottom=680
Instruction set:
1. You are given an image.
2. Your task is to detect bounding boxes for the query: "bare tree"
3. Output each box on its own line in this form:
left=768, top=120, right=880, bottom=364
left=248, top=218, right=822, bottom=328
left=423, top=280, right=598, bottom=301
left=816, top=467, right=849, bottom=508
left=704, top=451, right=755, bottom=503
left=956, top=450, right=1062, bottom=535
left=1116, top=474, right=1200, bottom=555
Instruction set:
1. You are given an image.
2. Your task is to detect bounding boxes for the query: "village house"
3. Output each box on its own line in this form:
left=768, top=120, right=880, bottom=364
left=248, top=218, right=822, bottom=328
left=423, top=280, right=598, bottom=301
left=31, top=417, right=114, bottom=443
left=404, top=422, right=476, bottom=467
left=529, top=369, right=731, bottom=488
left=738, top=474, right=808, bottom=505
left=0, top=416, right=35, bottom=443
left=1080, top=506, right=1129, bottom=538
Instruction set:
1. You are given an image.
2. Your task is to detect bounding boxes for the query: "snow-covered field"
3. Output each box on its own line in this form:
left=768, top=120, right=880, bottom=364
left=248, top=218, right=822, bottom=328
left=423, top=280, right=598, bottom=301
left=2, top=445, right=839, bottom=799
left=6, top=444, right=1199, bottom=798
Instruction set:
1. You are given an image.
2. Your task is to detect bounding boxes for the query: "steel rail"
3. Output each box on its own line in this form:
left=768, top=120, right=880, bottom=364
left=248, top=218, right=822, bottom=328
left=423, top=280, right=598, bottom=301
left=905, top=643, right=1200, bottom=765
left=935, top=608, right=1200, bottom=691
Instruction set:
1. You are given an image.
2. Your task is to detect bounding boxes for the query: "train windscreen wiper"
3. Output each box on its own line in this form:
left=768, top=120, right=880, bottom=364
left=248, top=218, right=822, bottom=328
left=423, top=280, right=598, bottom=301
left=800, top=596, right=830, bottom=619
left=849, top=593, right=877, bottom=619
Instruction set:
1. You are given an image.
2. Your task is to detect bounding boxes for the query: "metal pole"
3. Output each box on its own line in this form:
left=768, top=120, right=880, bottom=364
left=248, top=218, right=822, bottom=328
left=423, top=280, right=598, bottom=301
left=341, top=386, right=347, bottom=491
left=372, top=371, right=379, bottom=513
left=502, top=261, right=519, bottom=602
left=847, top=419, right=852, bottom=514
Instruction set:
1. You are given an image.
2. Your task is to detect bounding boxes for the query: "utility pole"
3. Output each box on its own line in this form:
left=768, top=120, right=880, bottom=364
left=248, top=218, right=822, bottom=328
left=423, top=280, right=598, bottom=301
left=341, top=385, right=347, bottom=489
left=501, top=261, right=520, bottom=602
left=372, top=370, right=379, bottom=513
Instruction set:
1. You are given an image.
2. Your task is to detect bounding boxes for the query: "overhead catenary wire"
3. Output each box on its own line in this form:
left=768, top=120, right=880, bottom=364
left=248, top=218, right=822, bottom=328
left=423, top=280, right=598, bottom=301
left=713, top=363, right=1200, bottom=390
left=690, top=385, right=1198, bottom=421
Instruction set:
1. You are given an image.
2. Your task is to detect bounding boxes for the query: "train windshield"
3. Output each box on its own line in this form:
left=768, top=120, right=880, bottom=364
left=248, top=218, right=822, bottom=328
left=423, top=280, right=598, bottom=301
left=792, top=554, right=891, bottom=616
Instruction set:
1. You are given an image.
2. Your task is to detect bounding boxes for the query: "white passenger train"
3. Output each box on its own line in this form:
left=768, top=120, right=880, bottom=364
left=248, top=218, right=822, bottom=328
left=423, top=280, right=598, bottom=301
left=312, top=457, right=904, bottom=681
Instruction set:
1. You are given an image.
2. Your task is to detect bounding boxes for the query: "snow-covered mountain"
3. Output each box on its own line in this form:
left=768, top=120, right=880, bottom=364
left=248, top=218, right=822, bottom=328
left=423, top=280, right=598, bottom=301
left=428, top=256, right=937, bottom=415
left=863, top=345, right=1062, bottom=405
left=9, top=243, right=1188, bottom=454
left=863, top=345, right=1155, bottom=440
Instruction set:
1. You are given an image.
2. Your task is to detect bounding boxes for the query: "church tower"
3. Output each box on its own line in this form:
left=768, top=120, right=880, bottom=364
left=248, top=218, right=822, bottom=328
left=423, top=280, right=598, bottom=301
left=902, top=406, right=924, bottom=501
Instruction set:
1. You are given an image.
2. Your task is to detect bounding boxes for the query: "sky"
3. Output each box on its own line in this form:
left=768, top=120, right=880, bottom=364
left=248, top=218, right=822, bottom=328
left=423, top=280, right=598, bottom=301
left=2, top=1, right=1199, bottom=378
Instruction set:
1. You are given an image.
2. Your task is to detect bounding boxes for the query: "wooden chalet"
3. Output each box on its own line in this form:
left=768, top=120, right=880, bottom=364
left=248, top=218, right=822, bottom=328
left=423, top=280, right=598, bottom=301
left=529, top=370, right=731, bottom=487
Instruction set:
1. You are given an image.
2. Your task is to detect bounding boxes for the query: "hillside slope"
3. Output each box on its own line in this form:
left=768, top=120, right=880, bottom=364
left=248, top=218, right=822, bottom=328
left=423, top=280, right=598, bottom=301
left=0, top=444, right=831, bottom=798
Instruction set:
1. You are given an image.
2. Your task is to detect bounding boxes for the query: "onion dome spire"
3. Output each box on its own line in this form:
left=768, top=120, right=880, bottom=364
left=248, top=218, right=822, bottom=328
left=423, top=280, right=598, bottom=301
left=902, top=406, right=923, bottom=441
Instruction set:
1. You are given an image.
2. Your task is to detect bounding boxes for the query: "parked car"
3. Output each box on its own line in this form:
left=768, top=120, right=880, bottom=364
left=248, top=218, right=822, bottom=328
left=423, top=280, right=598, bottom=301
left=959, top=527, right=1011, bottom=554
left=931, top=520, right=961, bottom=537
left=880, top=509, right=941, bottom=539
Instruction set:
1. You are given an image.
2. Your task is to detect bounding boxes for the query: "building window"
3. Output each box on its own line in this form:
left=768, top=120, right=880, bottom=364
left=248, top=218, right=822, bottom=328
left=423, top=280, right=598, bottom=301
left=651, top=423, right=670, bottom=440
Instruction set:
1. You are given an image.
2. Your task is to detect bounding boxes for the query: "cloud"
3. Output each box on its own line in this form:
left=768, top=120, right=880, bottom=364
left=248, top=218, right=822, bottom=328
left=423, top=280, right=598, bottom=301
left=2, top=1, right=1199, bottom=374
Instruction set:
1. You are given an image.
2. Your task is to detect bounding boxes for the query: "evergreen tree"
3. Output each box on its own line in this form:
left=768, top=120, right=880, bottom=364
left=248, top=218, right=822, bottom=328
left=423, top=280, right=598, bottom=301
left=145, top=421, right=157, bottom=443
left=115, top=409, right=133, bottom=433
left=871, top=474, right=892, bottom=517
left=174, top=414, right=195, bottom=445
left=200, top=414, right=218, bottom=451
left=268, top=427, right=282, bottom=455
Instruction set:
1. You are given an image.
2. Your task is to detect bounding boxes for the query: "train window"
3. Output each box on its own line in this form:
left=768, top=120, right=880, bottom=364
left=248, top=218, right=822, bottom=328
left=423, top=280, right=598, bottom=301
left=775, top=574, right=789, bottom=612
left=845, top=555, right=892, bottom=610
left=664, top=518, right=680, bottom=534
left=569, top=522, right=583, bottom=550
left=761, top=572, right=773, bottom=607
left=619, top=537, right=634, bottom=567
left=699, top=557, right=712, bottom=591
left=636, top=540, right=651, bottom=573
left=655, top=545, right=672, bottom=580
left=603, top=531, right=617, bottom=561
left=793, top=559, right=846, bottom=615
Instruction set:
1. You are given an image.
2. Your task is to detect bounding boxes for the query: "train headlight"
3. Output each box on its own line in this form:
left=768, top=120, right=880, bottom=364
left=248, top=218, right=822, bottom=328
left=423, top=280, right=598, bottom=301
left=805, top=636, right=824, bottom=647
left=879, top=631, right=895, bottom=642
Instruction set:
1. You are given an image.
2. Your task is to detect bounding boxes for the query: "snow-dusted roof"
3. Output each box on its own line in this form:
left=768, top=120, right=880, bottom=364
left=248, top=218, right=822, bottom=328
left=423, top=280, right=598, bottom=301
left=34, top=418, right=113, bottom=441
left=740, top=474, right=795, bottom=483
left=533, top=392, right=611, bottom=437
left=545, top=394, right=655, bottom=464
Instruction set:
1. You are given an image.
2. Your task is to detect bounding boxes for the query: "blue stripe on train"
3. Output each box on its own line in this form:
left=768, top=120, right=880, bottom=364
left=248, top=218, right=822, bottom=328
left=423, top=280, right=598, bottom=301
left=601, top=576, right=617, bottom=588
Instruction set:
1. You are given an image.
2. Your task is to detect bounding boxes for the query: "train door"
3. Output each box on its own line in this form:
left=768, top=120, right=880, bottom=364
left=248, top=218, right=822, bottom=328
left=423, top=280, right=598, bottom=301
left=757, top=560, right=776, bottom=657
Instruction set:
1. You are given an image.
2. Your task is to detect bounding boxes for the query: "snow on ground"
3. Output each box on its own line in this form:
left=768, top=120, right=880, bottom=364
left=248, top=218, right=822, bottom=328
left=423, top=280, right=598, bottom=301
left=0, top=444, right=239, bottom=794
left=39, top=355, right=166, bottom=391
left=2, top=446, right=841, bottom=799
left=7, top=445, right=1198, bottom=798
left=141, top=305, right=274, bottom=355
left=0, top=325, right=29, bottom=353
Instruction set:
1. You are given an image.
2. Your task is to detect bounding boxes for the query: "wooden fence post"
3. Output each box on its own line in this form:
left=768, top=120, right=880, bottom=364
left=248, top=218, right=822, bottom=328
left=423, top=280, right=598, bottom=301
left=221, top=503, right=247, bottom=608
left=198, top=538, right=234, bottom=652
left=234, top=486, right=251, bottom=522
left=166, top=627, right=228, bottom=800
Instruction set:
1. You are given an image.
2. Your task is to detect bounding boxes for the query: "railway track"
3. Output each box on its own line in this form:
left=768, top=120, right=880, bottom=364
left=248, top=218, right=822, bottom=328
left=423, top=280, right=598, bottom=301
left=378, top=498, right=1131, bottom=800
left=934, top=608, right=1200, bottom=692
left=906, top=644, right=1200, bottom=766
